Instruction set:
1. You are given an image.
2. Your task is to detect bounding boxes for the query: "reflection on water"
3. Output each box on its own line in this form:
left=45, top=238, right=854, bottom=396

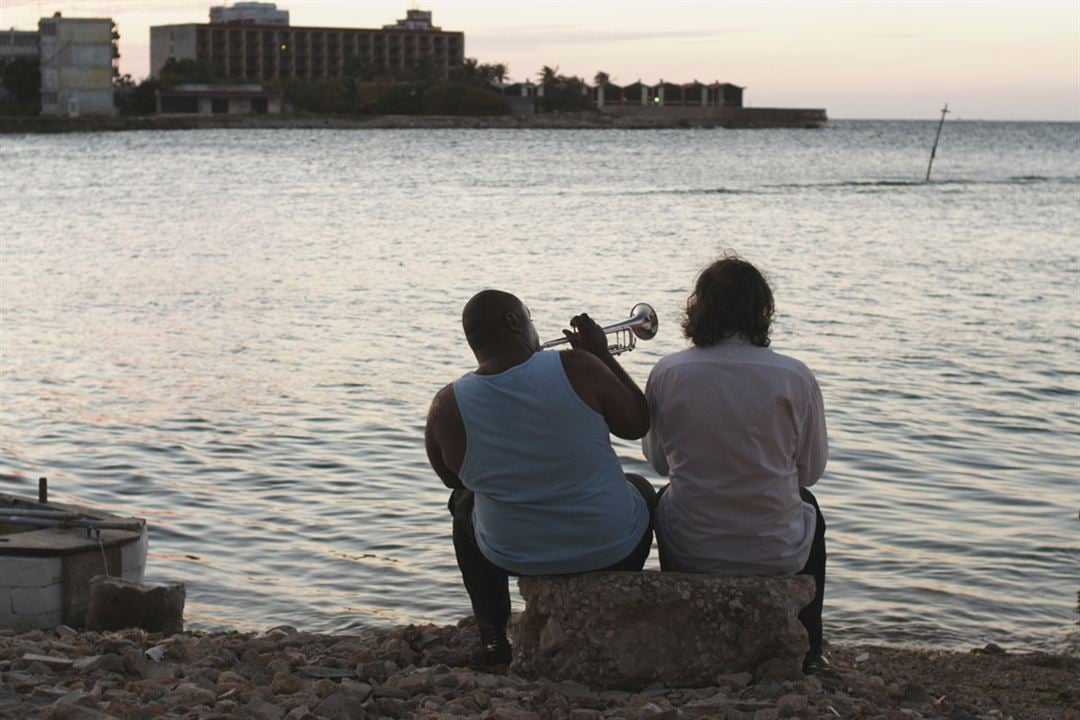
left=1, top=121, right=1077, bottom=652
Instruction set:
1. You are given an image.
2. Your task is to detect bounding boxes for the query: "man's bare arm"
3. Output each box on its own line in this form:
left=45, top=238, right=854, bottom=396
left=559, top=313, right=650, bottom=440
left=424, top=384, right=466, bottom=490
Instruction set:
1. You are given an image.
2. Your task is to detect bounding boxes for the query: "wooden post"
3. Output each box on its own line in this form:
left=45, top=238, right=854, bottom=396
left=926, top=103, right=949, bottom=182
left=39, top=476, right=47, bottom=503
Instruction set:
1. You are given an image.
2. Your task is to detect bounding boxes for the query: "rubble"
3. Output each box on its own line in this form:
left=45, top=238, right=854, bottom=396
left=0, top=622, right=1074, bottom=719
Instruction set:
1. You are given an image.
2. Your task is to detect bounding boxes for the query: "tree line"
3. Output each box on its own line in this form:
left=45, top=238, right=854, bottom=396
left=0, top=56, right=612, bottom=116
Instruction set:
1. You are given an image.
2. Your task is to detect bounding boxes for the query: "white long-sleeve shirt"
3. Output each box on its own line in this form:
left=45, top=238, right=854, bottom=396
left=643, top=337, right=827, bottom=575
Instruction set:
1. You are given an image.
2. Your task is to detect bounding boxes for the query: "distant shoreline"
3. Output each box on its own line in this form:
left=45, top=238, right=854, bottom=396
left=0, top=110, right=828, bottom=134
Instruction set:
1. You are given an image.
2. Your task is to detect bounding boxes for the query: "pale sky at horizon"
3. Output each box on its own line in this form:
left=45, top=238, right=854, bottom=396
left=1, top=0, right=1077, bottom=120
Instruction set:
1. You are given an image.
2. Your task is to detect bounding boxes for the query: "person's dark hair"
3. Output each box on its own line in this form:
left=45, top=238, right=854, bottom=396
left=682, top=256, right=774, bottom=347
left=462, top=289, right=524, bottom=351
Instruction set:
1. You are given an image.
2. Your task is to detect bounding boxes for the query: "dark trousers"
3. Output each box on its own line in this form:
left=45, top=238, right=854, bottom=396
left=798, top=487, right=827, bottom=663
left=450, top=474, right=658, bottom=634
left=655, top=484, right=826, bottom=665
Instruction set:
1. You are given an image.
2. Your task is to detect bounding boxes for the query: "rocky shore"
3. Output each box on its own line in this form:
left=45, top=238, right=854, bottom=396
left=1, top=621, right=1075, bottom=720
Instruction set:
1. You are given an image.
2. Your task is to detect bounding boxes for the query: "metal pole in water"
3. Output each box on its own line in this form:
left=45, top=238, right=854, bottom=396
left=925, top=103, right=950, bottom=182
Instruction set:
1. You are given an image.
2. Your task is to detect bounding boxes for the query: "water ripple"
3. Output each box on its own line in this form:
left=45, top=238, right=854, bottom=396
left=1, top=121, right=1077, bottom=652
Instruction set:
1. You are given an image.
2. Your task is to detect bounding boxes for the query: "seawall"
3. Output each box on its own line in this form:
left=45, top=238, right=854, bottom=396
left=0, top=108, right=826, bottom=134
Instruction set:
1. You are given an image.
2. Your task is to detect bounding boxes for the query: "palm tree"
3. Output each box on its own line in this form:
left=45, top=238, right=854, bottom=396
left=476, top=62, right=509, bottom=84
left=452, top=57, right=481, bottom=83
left=594, top=71, right=610, bottom=87
left=538, top=65, right=560, bottom=87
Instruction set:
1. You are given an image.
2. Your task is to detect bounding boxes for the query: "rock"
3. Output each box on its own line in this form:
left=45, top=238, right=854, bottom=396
left=777, top=693, right=809, bottom=717
left=84, top=576, right=185, bottom=635
left=569, top=710, right=601, bottom=720
left=388, top=668, right=434, bottom=695
left=515, top=572, right=815, bottom=689
left=270, top=671, right=304, bottom=695
left=27, top=660, right=55, bottom=675
left=32, top=685, right=70, bottom=702
left=245, top=695, right=285, bottom=720
left=716, top=672, right=754, bottom=690
left=297, top=665, right=354, bottom=679
left=483, top=703, right=541, bottom=720
left=636, top=701, right=678, bottom=719
left=21, top=653, right=75, bottom=670
left=313, top=690, right=368, bottom=720
left=42, top=705, right=116, bottom=720
left=163, top=681, right=216, bottom=707
left=284, top=706, right=319, bottom=720
left=757, top=656, right=804, bottom=683
left=72, top=655, right=103, bottom=673
left=311, top=678, right=336, bottom=698
left=338, top=678, right=373, bottom=700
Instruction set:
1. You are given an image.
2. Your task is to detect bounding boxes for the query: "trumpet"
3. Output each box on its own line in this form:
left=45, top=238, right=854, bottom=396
left=541, top=303, right=659, bottom=356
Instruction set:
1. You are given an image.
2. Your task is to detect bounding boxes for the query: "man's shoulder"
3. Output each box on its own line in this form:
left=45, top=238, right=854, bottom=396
left=762, top=347, right=818, bottom=380
left=427, top=382, right=459, bottom=423
left=433, top=380, right=457, bottom=401
left=651, top=344, right=817, bottom=380
left=650, top=346, right=703, bottom=375
left=557, top=348, right=605, bottom=377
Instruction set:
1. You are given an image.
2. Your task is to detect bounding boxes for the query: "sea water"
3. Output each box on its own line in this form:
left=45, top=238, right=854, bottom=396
left=1, top=121, right=1077, bottom=652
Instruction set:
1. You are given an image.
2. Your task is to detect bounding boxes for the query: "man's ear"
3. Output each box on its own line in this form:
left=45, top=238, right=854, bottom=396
left=504, top=311, right=523, bottom=333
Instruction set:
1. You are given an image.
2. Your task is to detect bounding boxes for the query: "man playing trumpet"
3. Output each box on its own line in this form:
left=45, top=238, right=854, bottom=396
left=425, top=290, right=656, bottom=665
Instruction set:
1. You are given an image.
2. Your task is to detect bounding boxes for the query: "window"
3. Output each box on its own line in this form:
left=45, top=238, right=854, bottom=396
left=42, top=91, right=58, bottom=105
left=41, top=23, right=56, bottom=36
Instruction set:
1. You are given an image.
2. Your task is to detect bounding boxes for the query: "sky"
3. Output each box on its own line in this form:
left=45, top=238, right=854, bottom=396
left=1, top=0, right=1078, bottom=120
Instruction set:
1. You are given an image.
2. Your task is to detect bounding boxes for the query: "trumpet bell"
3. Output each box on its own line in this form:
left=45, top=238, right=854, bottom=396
left=629, top=303, right=659, bottom=341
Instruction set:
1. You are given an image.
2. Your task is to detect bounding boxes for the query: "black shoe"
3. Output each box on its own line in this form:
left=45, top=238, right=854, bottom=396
left=803, top=653, right=831, bottom=674
left=479, top=625, right=512, bottom=666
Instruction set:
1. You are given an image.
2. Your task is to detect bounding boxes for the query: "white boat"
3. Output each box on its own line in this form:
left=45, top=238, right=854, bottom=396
left=0, top=487, right=148, bottom=632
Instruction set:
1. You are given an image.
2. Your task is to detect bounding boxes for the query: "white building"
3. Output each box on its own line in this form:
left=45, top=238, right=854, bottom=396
left=0, top=28, right=39, bottom=62
left=383, top=9, right=440, bottom=31
left=156, top=83, right=282, bottom=115
left=209, top=2, right=289, bottom=26
left=38, top=14, right=116, bottom=116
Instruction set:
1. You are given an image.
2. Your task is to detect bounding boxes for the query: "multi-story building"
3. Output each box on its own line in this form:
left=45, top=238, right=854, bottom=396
left=0, top=29, right=39, bottom=62
left=209, top=2, right=289, bottom=27
left=38, top=14, right=117, bottom=116
left=150, top=8, right=463, bottom=82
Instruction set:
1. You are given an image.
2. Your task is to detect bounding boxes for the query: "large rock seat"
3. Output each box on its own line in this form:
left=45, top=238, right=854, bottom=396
left=514, top=571, right=814, bottom=689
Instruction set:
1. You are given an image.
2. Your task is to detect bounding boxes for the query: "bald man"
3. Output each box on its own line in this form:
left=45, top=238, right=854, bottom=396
left=425, top=290, right=656, bottom=665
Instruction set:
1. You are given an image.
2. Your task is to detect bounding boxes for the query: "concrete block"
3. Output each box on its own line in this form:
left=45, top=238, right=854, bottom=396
left=8, top=584, right=63, bottom=615
left=85, top=576, right=185, bottom=635
left=0, top=556, right=63, bottom=588
left=0, top=604, right=64, bottom=633
left=514, top=572, right=815, bottom=689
